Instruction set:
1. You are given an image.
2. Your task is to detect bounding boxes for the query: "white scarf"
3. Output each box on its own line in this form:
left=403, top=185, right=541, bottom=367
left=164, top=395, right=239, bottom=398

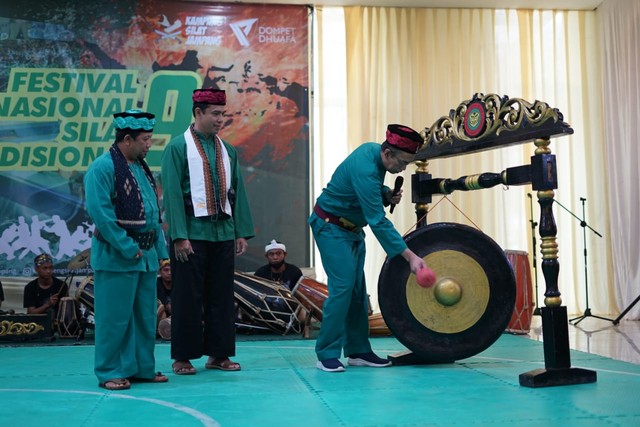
left=184, top=128, right=232, bottom=217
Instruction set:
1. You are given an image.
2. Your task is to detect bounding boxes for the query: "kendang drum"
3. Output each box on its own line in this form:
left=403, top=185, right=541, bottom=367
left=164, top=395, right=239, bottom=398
left=158, top=317, right=171, bottom=340
left=233, top=272, right=301, bottom=335
left=75, top=276, right=95, bottom=314
left=504, top=250, right=534, bottom=334
left=292, top=277, right=389, bottom=336
left=291, top=277, right=328, bottom=322
left=156, top=298, right=171, bottom=340
left=368, top=312, right=392, bottom=337
left=57, top=297, right=81, bottom=338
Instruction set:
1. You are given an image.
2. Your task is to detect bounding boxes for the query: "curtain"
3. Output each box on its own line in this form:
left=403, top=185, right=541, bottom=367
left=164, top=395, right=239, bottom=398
left=598, top=0, right=640, bottom=320
left=311, top=7, right=349, bottom=286
left=314, top=6, right=616, bottom=316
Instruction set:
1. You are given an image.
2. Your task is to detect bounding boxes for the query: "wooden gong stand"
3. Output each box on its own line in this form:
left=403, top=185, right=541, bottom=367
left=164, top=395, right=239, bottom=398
left=408, top=93, right=596, bottom=388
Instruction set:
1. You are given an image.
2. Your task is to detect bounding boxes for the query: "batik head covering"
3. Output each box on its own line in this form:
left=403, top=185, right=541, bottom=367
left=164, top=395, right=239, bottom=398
left=192, top=88, right=226, bottom=105
left=386, top=124, right=423, bottom=154
left=112, top=110, right=155, bottom=131
left=34, top=253, right=53, bottom=267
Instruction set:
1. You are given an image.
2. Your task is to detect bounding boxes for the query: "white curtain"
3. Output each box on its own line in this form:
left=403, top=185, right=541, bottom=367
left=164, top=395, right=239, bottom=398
left=598, top=0, right=640, bottom=321
left=314, top=5, right=621, bottom=317
left=311, top=7, right=349, bottom=286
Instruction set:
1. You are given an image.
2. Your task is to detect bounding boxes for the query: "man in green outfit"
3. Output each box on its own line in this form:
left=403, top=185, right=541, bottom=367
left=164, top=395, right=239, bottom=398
left=84, top=110, right=169, bottom=390
left=310, top=124, right=430, bottom=372
left=161, top=88, right=254, bottom=375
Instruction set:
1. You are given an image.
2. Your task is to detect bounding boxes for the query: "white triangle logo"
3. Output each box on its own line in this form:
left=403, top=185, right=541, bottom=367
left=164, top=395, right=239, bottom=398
left=230, top=18, right=258, bottom=47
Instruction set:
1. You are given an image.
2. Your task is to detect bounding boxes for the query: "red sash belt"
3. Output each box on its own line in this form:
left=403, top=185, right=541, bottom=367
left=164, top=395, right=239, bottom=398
left=313, top=204, right=360, bottom=232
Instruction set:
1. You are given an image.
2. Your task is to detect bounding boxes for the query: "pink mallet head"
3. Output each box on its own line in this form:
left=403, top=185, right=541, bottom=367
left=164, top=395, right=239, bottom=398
left=416, top=266, right=437, bottom=288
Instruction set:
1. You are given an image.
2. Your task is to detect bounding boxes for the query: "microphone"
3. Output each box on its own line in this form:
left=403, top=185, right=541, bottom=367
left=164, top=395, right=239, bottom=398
left=527, top=193, right=532, bottom=199
left=580, top=197, right=587, bottom=201
left=389, top=176, right=404, bottom=214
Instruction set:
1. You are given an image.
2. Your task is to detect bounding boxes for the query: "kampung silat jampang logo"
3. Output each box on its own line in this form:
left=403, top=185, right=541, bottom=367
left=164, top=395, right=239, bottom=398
left=155, top=14, right=183, bottom=41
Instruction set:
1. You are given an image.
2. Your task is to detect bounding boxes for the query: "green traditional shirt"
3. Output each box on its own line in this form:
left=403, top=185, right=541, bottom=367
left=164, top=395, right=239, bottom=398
left=84, top=152, right=168, bottom=272
left=316, top=142, right=407, bottom=258
left=161, top=129, right=255, bottom=243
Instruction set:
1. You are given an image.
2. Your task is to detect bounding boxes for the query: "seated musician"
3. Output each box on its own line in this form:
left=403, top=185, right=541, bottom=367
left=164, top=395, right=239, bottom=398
left=254, top=240, right=303, bottom=291
left=0, top=279, right=16, bottom=315
left=23, top=253, right=68, bottom=318
left=156, top=259, right=172, bottom=338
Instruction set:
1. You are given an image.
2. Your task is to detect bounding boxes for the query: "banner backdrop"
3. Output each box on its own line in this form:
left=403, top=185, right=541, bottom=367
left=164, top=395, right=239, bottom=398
left=0, top=0, right=310, bottom=277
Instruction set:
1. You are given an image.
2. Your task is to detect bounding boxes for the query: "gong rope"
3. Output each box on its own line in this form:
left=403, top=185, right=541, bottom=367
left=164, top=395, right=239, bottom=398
left=401, top=195, right=482, bottom=238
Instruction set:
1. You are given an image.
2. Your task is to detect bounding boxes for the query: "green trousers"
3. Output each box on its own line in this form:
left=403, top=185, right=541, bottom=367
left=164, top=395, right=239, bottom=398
left=94, top=269, right=158, bottom=382
left=310, top=213, right=372, bottom=361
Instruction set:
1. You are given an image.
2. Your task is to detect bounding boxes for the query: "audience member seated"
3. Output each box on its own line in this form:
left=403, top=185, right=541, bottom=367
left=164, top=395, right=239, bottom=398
left=0, top=279, right=11, bottom=315
left=23, top=253, right=68, bottom=319
left=156, top=259, right=172, bottom=339
left=254, top=240, right=303, bottom=291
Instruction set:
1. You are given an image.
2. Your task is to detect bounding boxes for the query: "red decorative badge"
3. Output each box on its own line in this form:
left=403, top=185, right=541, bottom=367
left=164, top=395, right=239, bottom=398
left=463, top=101, right=486, bottom=138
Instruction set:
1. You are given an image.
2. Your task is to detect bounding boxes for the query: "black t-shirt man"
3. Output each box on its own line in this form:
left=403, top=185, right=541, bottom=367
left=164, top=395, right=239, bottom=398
left=23, top=253, right=68, bottom=316
left=23, top=276, right=67, bottom=314
left=254, top=262, right=303, bottom=291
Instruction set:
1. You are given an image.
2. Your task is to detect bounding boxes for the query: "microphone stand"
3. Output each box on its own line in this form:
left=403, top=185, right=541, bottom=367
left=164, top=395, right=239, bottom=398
left=528, top=193, right=541, bottom=316
left=613, top=295, right=640, bottom=325
left=554, top=197, right=612, bottom=325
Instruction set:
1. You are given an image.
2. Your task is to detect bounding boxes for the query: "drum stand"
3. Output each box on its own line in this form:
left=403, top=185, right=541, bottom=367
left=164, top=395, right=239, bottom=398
left=528, top=193, right=541, bottom=316
left=554, top=198, right=612, bottom=325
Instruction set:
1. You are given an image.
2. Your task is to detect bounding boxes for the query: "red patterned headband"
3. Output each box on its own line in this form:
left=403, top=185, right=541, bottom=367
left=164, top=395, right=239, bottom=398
left=192, top=89, right=226, bottom=105
left=386, top=124, right=423, bottom=154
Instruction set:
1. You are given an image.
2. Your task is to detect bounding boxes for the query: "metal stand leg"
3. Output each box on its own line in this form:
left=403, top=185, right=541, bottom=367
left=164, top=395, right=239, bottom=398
left=553, top=198, right=612, bottom=325
left=613, top=294, right=640, bottom=325
left=528, top=193, right=541, bottom=316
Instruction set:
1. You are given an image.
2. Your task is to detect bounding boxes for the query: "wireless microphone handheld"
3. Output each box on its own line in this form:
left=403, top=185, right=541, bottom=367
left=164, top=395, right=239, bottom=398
left=389, top=176, right=404, bottom=214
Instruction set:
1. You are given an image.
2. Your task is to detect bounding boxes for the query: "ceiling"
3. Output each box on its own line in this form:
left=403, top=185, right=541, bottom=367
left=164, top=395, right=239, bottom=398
left=211, top=0, right=603, bottom=11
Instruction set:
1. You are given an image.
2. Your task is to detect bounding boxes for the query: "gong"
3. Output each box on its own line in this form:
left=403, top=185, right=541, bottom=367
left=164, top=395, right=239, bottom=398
left=378, top=222, right=516, bottom=362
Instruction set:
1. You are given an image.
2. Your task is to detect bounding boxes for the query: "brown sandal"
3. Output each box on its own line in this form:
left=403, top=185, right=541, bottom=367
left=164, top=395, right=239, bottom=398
left=205, top=357, right=241, bottom=371
left=172, top=361, right=196, bottom=375
left=99, top=378, right=131, bottom=391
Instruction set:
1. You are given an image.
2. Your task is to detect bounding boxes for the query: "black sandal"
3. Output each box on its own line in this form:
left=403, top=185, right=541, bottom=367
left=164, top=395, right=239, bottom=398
left=127, top=372, right=169, bottom=383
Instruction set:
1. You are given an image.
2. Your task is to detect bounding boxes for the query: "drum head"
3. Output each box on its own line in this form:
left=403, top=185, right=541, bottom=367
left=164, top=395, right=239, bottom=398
left=378, top=222, right=516, bottom=362
left=75, top=276, right=95, bottom=313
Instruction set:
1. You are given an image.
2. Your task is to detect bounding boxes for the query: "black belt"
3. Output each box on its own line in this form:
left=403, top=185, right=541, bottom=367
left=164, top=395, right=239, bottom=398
left=95, top=228, right=157, bottom=250
left=313, top=204, right=361, bottom=232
